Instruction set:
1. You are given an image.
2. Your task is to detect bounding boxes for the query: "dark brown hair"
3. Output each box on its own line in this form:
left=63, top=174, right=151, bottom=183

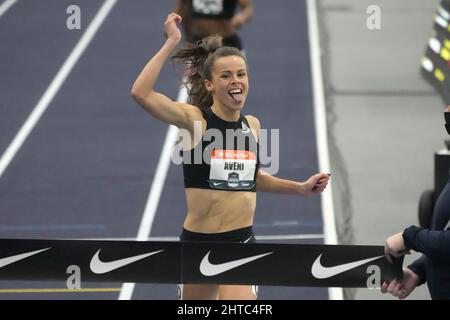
left=172, top=35, right=247, bottom=110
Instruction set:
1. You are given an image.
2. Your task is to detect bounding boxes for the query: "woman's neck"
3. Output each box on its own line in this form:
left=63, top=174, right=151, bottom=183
left=210, top=104, right=240, bottom=122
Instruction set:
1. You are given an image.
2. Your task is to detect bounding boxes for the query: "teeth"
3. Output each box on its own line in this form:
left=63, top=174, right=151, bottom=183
left=228, top=89, right=242, bottom=94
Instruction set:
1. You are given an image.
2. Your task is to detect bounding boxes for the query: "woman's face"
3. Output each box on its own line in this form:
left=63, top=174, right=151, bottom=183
left=205, top=55, right=249, bottom=111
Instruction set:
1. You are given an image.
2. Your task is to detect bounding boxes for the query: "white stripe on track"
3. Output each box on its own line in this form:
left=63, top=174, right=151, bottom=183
left=0, top=0, right=17, bottom=18
left=255, top=233, right=324, bottom=240
left=306, top=0, right=343, bottom=300
left=118, top=86, right=188, bottom=300
left=0, top=0, right=117, bottom=180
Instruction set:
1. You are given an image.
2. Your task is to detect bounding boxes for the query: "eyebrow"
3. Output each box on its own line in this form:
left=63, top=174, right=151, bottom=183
left=220, top=69, right=247, bottom=73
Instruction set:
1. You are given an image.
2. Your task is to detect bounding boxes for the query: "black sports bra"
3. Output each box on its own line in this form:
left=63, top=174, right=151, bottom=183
left=182, top=108, right=259, bottom=192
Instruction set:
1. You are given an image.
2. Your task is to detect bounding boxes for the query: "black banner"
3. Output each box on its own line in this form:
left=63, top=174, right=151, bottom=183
left=0, top=239, right=402, bottom=288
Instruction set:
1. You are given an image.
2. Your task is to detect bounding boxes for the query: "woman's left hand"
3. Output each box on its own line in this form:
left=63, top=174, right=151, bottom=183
left=302, top=173, right=330, bottom=195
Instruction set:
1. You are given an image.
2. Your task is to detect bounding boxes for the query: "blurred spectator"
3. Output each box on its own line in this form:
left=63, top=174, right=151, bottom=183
left=382, top=105, right=450, bottom=300
left=174, top=0, right=253, bottom=50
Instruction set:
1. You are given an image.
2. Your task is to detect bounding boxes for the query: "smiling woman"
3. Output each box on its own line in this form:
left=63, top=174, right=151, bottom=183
left=131, top=13, right=330, bottom=300
left=171, top=34, right=248, bottom=114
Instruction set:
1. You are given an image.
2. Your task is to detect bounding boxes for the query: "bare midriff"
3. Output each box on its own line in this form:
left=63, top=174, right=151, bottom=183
left=184, top=188, right=256, bottom=233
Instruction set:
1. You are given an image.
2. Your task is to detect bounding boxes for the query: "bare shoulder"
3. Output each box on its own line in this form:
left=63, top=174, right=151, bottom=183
left=245, top=114, right=260, bottom=139
left=245, top=114, right=260, bottom=129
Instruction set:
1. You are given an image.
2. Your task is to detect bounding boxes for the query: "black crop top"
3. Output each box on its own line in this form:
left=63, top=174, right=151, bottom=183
left=188, top=0, right=238, bottom=20
left=182, top=107, right=259, bottom=192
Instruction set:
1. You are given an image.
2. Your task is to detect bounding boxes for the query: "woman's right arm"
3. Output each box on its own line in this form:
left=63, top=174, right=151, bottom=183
left=131, top=13, right=199, bottom=130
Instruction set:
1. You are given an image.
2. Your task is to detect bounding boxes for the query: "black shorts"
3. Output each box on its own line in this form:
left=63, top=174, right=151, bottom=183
left=180, top=226, right=256, bottom=243
left=178, top=226, right=258, bottom=299
left=190, top=33, right=243, bottom=51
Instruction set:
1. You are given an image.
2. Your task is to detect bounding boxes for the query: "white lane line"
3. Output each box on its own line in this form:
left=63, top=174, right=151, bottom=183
left=256, top=234, right=324, bottom=240
left=118, top=86, right=188, bottom=301
left=306, top=0, right=343, bottom=300
left=0, top=0, right=17, bottom=18
left=0, top=0, right=117, bottom=180
left=72, top=233, right=325, bottom=241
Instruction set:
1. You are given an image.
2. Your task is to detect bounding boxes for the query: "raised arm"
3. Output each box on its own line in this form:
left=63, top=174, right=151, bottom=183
left=174, top=0, right=186, bottom=15
left=131, top=13, right=201, bottom=131
left=232, top=0, right=254, bottom=29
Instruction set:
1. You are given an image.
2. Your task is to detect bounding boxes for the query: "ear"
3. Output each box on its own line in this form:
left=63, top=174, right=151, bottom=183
left=204, top=79, right=214, bottom=93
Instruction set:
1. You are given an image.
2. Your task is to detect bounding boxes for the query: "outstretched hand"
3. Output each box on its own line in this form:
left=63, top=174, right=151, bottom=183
left=164, top=13, right=182, bottom=43
left=303, top=173, right=330, bottom=195
left=381, top=268, right=419, bottom=299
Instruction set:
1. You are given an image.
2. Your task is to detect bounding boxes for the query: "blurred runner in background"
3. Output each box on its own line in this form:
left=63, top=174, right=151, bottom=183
left=174, top=0, right=253, bottom=50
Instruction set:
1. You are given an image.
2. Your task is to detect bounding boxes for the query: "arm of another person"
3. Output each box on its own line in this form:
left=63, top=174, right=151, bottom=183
left=232, top=0, right=254, bottom=29
left=385, top=227, right=450, bottom=264
left=403, top=227, right=450, bottom=263
left=174, top=0, right=186, bottom=15
left=174, top=0, right=192, bottom=38
left=246, top=115, right=330, bottom=195
left=406, top=255, right=428, bottom=286
left=131, top=13, right=201, bottom=131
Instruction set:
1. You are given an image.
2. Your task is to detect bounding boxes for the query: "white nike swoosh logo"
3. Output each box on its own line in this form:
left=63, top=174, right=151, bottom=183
left=0, top=248, right=51, bottom=269
left=242, top=236, right=253, bottom=243
left=311, top=254, right=383, bottom=279
left=200, top=251, right=273, bottom=276
left=90, top=249, right=164, bottom=274
left=212, top=182, right=222, bottom=186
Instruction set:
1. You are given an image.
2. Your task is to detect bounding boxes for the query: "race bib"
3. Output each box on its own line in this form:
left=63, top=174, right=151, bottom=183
left=209, top=150, right=256, bottom=190
left=192, top=0, right=224, bottom=15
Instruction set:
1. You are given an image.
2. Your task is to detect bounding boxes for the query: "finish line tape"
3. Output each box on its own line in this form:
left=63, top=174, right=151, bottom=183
left=0, top=239, right=403, bottom=287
